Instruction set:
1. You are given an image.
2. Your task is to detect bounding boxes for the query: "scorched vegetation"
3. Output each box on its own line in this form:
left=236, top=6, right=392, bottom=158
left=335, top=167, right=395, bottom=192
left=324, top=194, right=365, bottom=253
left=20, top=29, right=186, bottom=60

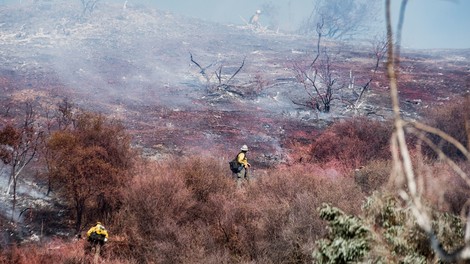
left=0, top=0, right=469, bottom=263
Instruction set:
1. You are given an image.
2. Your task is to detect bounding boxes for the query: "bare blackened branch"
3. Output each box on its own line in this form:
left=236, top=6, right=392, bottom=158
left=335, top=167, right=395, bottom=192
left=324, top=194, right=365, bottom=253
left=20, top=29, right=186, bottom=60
left=301, top=0, right=380, bottom=40
left=0, top=102, right=43, bottom=221
left=189, top=52, right=218, bottom=84
left=190, top=52, right=206, bottom=75
left=190, top=52, right=247, bottom=93
left=81, top=0, right=100, bottom=16
left=310, top=18, right=323, bottom=67
left=225, top=56, right=246, bottom=85
left=353, top=37, right=388, bottom=108
left=293, top=21, right=338, bottom=113
left=215, top=65, right=223, bottom=85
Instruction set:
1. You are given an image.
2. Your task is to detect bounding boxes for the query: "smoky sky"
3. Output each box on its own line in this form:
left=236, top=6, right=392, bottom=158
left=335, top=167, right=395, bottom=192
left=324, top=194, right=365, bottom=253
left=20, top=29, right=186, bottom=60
left=1, top=0, right=469, bottom=49
left=149, top=0, right=470, bottom=50
left=392, top=0, right=470, bottom=49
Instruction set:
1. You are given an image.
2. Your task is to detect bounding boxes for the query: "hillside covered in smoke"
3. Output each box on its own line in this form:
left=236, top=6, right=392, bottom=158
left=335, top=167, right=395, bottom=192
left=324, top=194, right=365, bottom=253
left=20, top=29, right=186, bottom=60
left=0, top=1, right=469, bottom=263
left=2, top=1, right=468, bottom=159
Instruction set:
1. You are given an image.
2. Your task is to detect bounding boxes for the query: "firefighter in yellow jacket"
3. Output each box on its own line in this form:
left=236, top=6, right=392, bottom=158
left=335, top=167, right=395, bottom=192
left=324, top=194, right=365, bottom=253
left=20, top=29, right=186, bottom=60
left=86, top=222, right=109, bottom=246
left=236, top=145, right=251, bottom=188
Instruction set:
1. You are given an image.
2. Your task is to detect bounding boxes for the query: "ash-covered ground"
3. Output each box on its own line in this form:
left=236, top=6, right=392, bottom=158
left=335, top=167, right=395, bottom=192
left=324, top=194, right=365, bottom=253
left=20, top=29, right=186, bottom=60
left=0, top=0, right=469, bottom=242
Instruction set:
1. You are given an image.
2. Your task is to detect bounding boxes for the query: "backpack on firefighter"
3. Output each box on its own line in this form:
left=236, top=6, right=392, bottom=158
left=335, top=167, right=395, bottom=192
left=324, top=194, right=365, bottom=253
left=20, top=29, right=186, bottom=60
left=229, top=145, right=249, bottom=173
left=87, top=222, right=109, bottom=246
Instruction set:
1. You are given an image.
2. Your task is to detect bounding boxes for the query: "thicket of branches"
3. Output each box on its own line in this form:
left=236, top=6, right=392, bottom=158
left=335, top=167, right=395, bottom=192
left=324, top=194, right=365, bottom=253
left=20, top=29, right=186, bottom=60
left=47, top=111, right=133, bottom=233
left=299, top=0, right=381, bottom=40
left=309, top=117, right=393, bottom=167
left=0, top=103, right=42, bottom=221
left=293, top=21, right=387, bottom=114
left=1, top=133, right=469, bottom=263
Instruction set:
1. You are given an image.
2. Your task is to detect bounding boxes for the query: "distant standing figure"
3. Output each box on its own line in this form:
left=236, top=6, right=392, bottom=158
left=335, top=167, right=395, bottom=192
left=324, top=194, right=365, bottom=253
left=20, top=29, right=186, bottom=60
left=249, top=10, right=261, bottom=28
left=235, top=145, right=251, bottom=188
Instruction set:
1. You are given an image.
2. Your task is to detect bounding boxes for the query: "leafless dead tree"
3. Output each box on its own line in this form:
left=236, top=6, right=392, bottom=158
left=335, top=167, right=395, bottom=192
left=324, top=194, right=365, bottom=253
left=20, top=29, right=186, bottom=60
left=189, top=52, right=246, bottom=94
left=295, top=19, right=387, bottom=115
left=293, top=20, right=339, bottom=113
left=345, top=36, right=388, bottom=112
left=300, top=0, right=381, bottom=40
left=387, top=0, right=470, bottom=261
left=80, top=0, right=100, bottom=17
left=0, top=102, right=42, bottom=221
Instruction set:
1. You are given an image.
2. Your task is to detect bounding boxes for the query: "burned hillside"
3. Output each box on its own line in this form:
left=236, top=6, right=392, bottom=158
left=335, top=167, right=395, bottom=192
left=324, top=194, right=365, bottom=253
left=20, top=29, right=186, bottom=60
left=0, top=1, right=470, bottom=263
left=1, top=1, right=469, bottom=164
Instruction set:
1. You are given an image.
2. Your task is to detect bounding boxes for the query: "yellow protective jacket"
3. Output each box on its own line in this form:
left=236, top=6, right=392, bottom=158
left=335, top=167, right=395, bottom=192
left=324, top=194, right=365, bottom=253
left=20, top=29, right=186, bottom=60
left=87, top=223, right=109, bottom=239
left=237, top=152, right=248, bottom=167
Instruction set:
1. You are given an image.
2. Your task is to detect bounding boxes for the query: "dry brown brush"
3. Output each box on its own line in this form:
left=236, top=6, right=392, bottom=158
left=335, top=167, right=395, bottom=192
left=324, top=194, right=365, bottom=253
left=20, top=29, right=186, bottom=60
left=310, top=117, right=393, bottom=168
left=105, top=156, right=364, bottom=263
left=422, top=96, right=470, bottom=160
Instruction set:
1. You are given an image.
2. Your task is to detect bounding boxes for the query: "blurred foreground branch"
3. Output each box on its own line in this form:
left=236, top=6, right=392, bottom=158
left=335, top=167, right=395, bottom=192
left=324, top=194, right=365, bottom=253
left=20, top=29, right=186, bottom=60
left=386, top=0, right=470, bottom=262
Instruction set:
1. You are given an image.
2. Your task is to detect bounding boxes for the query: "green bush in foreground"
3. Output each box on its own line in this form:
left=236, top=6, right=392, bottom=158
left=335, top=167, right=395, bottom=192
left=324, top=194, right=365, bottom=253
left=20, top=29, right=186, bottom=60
left=313, top=203, right=370, bottom=264
left=315, top=193, right=465, bottom=264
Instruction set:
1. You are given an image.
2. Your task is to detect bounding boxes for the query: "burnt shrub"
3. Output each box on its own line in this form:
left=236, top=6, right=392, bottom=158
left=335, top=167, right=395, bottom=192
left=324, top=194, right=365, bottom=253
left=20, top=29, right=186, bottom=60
left=310, top=117, right=393, bottom=167
left=176, top=155, right=234, bottom=203
left=111, top=157, right=238, bottom=263
left=47, top=112, right=134, bottom=232
left=244, top=164, right=364, bottom=263
left=0, top=238, right=133, bottom=264
left=111, top=161, right=196, bottom=263
left=0, top=155, right=367, bottom=264
left=421, top=161, right=470, bottom=215
left=109, top=157, right=365, bottom=263
left=353, top=160, right=392, bottom=195
left=422, top=96, right=470, bottom=160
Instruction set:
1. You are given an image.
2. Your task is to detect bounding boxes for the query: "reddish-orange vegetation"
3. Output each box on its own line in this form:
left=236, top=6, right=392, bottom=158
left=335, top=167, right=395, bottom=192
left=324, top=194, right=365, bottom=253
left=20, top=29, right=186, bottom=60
left=0, top=100, right=468, bottom=262
left=0, top=2, right=469, bottom=262
left=309, top=117, right=393, bottom=168
left=47, top=111, right=134, bottom=233
left=1, top=156, right=367, bottom=263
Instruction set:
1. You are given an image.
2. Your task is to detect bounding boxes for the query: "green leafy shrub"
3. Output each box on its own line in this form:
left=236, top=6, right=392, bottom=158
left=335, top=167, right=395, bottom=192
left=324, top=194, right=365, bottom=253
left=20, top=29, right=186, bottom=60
left=362, top=192, right=465, bottom=263
left=313, top=203, right=370, bottom=264
left=313, top=192, right=466, bottom=264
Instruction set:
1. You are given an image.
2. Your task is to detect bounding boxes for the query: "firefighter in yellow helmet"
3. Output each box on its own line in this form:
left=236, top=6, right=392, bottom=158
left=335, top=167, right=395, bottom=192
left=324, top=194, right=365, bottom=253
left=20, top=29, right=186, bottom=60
left=236, top=145, right=251, bottom=188
left=86, top=221, right=109, bottom=246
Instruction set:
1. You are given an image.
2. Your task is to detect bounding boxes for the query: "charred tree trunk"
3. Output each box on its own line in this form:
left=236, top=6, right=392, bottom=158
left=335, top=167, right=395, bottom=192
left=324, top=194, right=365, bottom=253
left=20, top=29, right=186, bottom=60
left=324, top=102, right=330, bottom=113
left=11, top=166, right=16, bottom=221
left=75, top=199, right=85, bottom=234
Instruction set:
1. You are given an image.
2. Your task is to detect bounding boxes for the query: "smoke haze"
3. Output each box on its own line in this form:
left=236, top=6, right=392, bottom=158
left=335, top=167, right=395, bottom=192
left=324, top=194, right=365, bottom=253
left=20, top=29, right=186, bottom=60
left=151, top=0, right=470, bottom=49
left=1, top=0, right=468, bottom=49
left=392, top=0, right=470, bottom=49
